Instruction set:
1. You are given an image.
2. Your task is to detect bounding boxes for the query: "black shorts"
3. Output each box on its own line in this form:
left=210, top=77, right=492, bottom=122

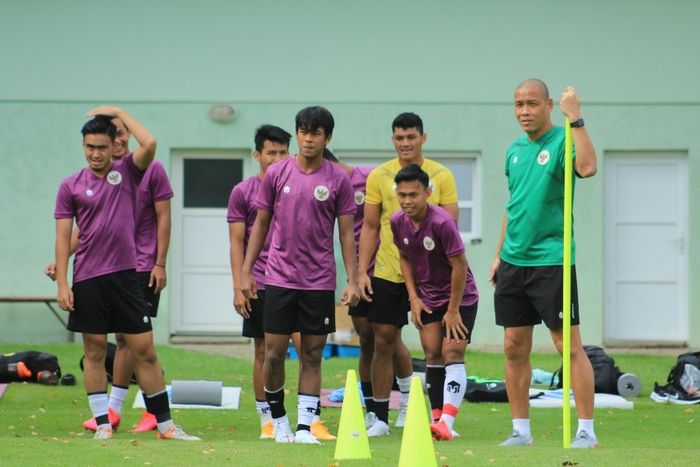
left=70, top=270, right=153, bottom=334
left=494, top=261, right=580, bottom=329
left=242, top=290, right=265, bottom=339
left=366, top=277, right=409, bottom=327
left=263, top=285, right=335, bottom=335
left=135, top=271, right=160, bottom=318
left=348, top=298, right=371, bottom=318
left=421, top=302, right=478, bottom=342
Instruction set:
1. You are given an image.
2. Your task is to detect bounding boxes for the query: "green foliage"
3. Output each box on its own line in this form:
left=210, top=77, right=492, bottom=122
left=0, top=345, right=696, bottom=466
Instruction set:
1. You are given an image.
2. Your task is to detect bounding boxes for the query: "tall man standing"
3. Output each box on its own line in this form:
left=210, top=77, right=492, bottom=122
left=358, top=112, right=459, bottom=436
left=241, top=106, right=360, bottom=444
left=54, top=112, right=197, bottom=441
left=488, top=80, right=599, bottom=448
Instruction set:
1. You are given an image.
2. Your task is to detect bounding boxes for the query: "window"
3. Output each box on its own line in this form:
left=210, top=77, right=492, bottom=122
left=183, top=159, right=243, bottom=208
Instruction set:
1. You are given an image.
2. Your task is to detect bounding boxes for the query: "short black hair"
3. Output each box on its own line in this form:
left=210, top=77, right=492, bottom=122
left=322, top=148, right=339, bottom=162
left=295, top=106, right=334, bottom=137
left=394, top=163, right=429, bottom=188
left=81, top=115, right=116, bottom=140
left=254, top=124, right=291, bottom=152
left=392, top=112, right=424, bottom=134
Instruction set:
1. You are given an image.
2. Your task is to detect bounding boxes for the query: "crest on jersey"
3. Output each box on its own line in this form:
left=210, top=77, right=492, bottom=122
left=537, top=150, right=550, bottom=165
left=513, top=156, right=519, bottom=164
left=314, top=185, right=329, bottom=201
left=86, top=189, right=94, bottom=197
left=354, top=191, right=365, bottom=205
left=403, top=238, right=409, bottom=245
left=283, top=185, right=291, bottom=194
left=429, top=180, right=435, bottom=191
left=423, top=236, right=435, bottom=251
left=107, top=171, right=122, bottom=185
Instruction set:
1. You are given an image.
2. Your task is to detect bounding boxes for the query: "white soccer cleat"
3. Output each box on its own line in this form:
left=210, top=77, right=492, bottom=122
left=94, top=425, right=113, bottom=440
left=395, top=401, right=408, bottom=427
left=366, top=419, right=390, bottom=437
left=364, top=411, right=378, bottom=429
left=294, top=429, right=321, bottom=444
left=273, top=418, right=295, bottom=443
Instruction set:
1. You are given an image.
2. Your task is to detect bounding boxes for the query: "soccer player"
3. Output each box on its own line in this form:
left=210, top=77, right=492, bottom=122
left=488, top=80, right=598, bottom=448
left=46, top=109, right=174, bottom=434
left=240, top=106, right=359, bottom=444
left=358, top=112, right=459, bottom=436
left=390, top=164, right=478, bottom=441
left=54, top=111, right=197, bottom=441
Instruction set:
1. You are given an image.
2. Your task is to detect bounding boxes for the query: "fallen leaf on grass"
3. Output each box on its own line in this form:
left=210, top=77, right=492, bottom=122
left=463, top=450, right=474, bottom=456
left=562, top=461, right=579, bottom=466
left=683, top=408, right=694, bottom=414
left=131, top=440, right=140, bottom=447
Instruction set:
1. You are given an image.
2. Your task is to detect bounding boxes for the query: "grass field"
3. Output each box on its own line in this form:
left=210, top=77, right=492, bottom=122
left=0, top=344, right=696, bottom=466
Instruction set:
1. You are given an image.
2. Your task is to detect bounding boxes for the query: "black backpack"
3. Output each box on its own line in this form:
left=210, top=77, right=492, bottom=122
left=465, top=376, right=508, bottom=402
left=0, top=351, right=62, bottom=384
left=552, top=345, right=623, bottom=394
left=666, top=351, right=700, bottom=393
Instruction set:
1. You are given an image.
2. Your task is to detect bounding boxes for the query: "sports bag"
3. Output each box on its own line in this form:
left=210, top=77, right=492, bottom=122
left=552, top=345, right=623, bottom=394
left=0, top=351, right=62, bottom=384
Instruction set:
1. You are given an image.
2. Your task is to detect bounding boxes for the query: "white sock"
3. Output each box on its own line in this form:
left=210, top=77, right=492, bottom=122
left=88, top=392, right=109, bottom=420
left=577, top=419, right=596, bottom=438
left=297, top=394, right=319, bottom=430
left=256, top=400, right=272, bottom=425
left=441, top=362, right=466, bottom=431
left=108, top=385, right=129, bottom=415
left=513, top=419, right=531, bottom=440
left=396, top=375, right=412, bottom=404
left=157, top=419, right=174, bottom=433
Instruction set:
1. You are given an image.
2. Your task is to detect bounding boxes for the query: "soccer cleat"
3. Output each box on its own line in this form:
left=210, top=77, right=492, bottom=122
left=429, top=420, right=453, bottom=441
left=667, top=387, right=700, bottom=405
left=498, top=430, right=533, bottom=446
left=132, top=410, right=157, bottom=433
left=310, top=419, right=336, bottom=440
left=366, top=419, right=390, bottom=437
left=395, top=401, right=408, bottom=427
left=94, top=425, right=113, bottom=440
left=259, top=421, right=275, bottom=439
left=83, top=408, right=121, bottom=432
left=571, top=430, right=599, bottom=448
left=156, top=425, right=201, bottom=441
left=364, top=411, right=377, bottom=429
left=294, top=429, right=321, bottom=444
left=451, top=429, right=460, bottom=438
left=273, top=418, right=295, bottom=443
left=650, top=383, right=671, bottom=403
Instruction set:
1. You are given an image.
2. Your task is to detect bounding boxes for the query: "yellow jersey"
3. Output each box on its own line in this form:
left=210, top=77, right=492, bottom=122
left=364, top=158, right=458, bottom=283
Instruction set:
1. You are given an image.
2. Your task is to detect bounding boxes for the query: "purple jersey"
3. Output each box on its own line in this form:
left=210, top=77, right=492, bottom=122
left=227, top=175, right=270, bottom=289
left=134, top=159, right=173, bottom=272
left=54, top=155, right=143, bottom=283
left=390, top=204, right=478, bottom=309
left=350, top=166, right=377, bottom=276
left=255, top=157, right=355, bottom=290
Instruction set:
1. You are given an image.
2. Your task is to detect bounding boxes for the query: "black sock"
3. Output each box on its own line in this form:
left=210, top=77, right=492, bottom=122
left=265, top=387, right=286, bottom=419
left=144, top=390, right=171, bottom=423
left=95, top=414, right=109, bottom=426
left=361, top=380, right=375, bottom=413
left=374, top=399, right=389, bottom=424
left=426, top=365, right=445, bottom=419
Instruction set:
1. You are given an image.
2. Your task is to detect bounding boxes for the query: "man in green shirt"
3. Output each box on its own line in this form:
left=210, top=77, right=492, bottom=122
left=488, top=79, right=599, bottom=448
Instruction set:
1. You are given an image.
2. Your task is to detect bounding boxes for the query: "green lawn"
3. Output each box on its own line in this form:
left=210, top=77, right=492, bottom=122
left=0, top=344, right=696, bottom=466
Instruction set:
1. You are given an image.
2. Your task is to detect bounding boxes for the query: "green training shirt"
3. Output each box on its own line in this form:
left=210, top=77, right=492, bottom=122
left=500, top=126, right=577, bottom=266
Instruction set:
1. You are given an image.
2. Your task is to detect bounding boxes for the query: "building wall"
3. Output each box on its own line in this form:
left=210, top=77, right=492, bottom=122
left=1, top=0, right=699, bottom=347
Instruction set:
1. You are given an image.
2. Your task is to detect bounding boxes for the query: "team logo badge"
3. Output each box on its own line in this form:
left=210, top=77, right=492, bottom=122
left=86, top=189, right=93, bottom=197
left=324, top=317, right=330, bottom=326
left=423, top=236, right=435, bottom=251
left=283, top=186, right=291, bottom=194
left=447, top=380, right=461, bottom=393
left=513, top=156, right=519, bottom=164
left=107, top=171, right=122, bottom=185
left=142, top=316, right=149, bottom=324
left=537, top=150, right=550, bottom=165
left=403, top=238, right=409, bottom=245
left=354, top=191, right=365, bottom=205
left=429, top=181, right=435, bottom=191
left=314, top=185, right=329, bottom=201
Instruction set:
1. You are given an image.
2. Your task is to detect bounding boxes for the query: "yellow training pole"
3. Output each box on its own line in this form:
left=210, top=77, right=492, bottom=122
left=562, top=117, right=573, bottom=448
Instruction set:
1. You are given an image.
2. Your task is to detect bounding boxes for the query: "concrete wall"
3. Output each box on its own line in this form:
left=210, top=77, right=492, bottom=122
left=2, top=0, right=699, bottom=347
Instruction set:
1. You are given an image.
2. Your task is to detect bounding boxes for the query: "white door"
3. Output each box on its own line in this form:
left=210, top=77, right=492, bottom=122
left=604, top=152, right=688, bottom=344
left=170, top=151, right=252, bottom=335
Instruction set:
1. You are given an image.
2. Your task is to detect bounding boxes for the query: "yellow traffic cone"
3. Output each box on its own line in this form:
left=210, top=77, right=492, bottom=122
left=398, top=376, right=437, bottom=467
left=334, top=369, right=371, bottom=460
